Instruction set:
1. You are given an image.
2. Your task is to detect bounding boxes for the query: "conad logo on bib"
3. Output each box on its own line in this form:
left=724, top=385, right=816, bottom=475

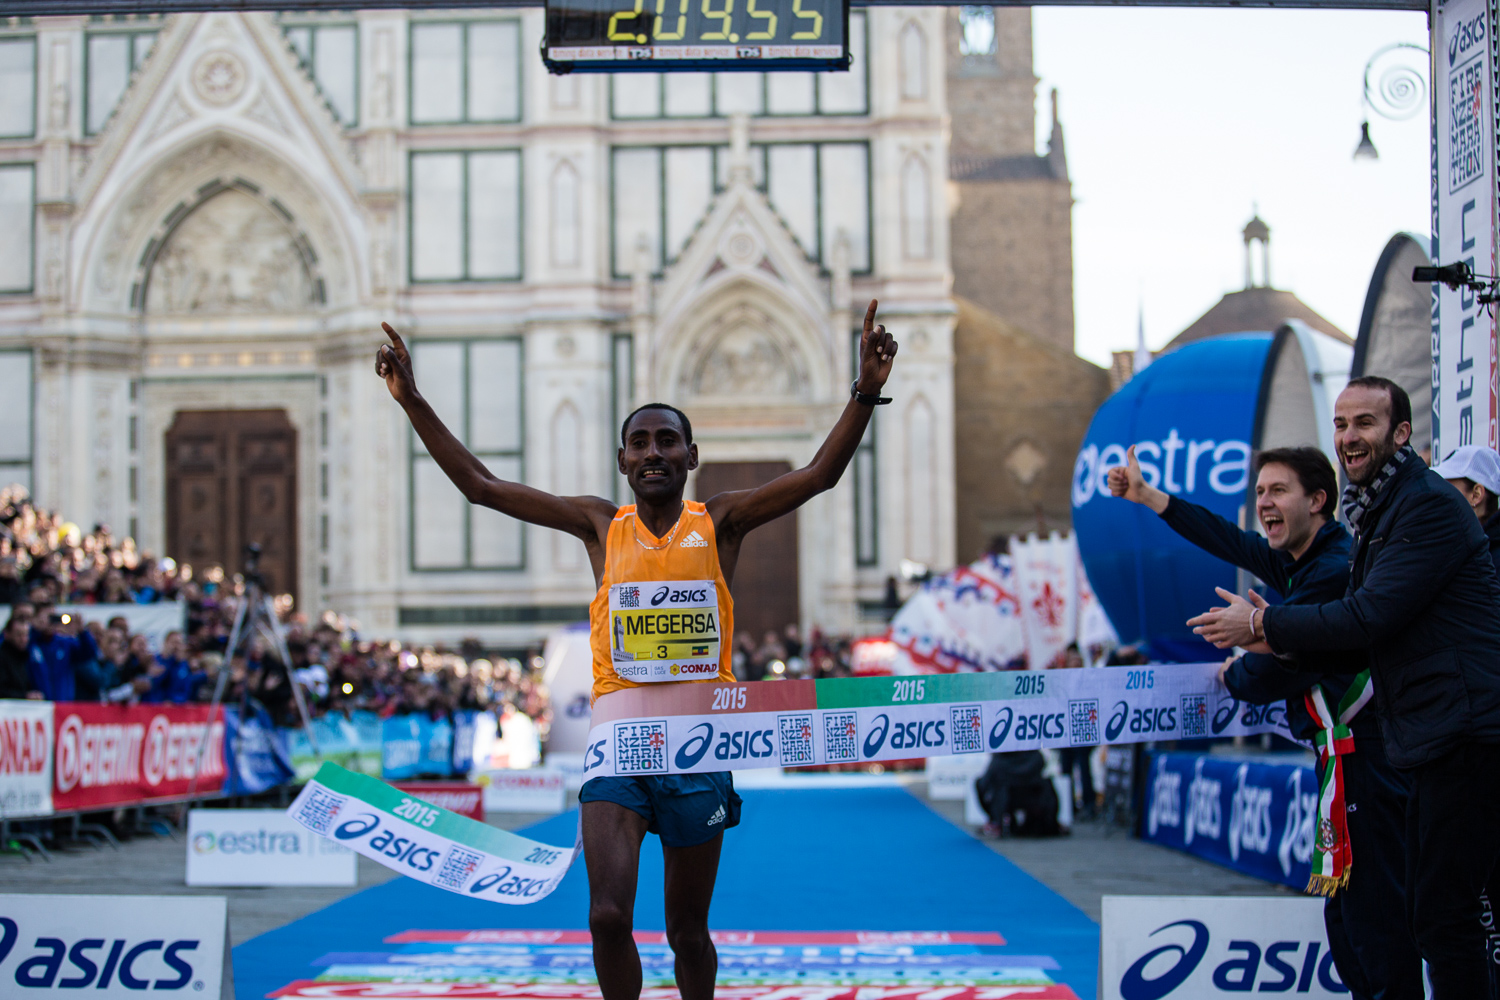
left=609, top=580, right=721, bottom=683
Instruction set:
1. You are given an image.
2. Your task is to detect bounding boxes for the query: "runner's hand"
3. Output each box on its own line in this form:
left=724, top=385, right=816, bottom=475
left=376, top=322, right=418, bottom=403
left=856, top=299, right=898, bottom=394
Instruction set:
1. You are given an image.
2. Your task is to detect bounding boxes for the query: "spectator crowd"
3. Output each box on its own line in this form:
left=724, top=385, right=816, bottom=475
left=0, top=485, right=552, bottom=736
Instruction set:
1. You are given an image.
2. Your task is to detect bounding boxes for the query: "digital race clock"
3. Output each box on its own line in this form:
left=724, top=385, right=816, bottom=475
left=543, top=0, right=849, bottom=73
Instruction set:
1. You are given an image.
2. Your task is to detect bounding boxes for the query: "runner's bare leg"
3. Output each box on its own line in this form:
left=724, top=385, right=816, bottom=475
left=584, top=801, right=650, bottom=1000
left=663, top=833, right=725, bottom=1000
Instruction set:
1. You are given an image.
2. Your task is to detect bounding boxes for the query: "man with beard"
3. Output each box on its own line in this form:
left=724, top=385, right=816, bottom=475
left=376, top=302, right=897, bottom=1000
left=1191, top=376, right=1500, bottom=998
left=1111, top=444, right=1421, bottom=998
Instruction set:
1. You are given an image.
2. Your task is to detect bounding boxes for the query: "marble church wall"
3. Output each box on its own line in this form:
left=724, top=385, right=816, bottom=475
left=0, top=8, right=957, bottom=647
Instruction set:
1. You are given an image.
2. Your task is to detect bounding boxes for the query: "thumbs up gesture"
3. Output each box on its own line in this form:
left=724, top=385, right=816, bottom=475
left=1106, top=445, right=1169, bottom=514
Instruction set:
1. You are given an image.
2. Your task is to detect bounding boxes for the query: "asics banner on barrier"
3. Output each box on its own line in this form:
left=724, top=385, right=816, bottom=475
left=582, top=664, right=1290, bottom=778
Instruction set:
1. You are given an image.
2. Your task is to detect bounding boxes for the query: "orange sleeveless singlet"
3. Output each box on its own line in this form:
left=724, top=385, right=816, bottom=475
left=588, top=501, right=736, bottom=701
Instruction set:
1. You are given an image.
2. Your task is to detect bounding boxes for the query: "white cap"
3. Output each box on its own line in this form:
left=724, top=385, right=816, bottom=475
left=1432, top=445, right=1500, bottom=496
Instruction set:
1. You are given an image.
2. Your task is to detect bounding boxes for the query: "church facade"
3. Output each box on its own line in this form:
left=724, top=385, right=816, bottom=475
left=0, top=8, right=969, bottom=647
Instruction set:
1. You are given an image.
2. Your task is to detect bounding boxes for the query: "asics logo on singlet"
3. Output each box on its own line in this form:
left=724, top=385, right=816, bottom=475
left=651, top=586, right=709, bottom=606
left=680, top=531, right=708, bottom=548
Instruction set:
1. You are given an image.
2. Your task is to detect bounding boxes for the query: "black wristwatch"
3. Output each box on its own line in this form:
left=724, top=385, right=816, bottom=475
left=850, top=380, right=891, bottom=406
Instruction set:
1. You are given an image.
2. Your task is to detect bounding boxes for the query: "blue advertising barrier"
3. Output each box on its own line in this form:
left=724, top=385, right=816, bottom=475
left=1072, top=334, right=1273, bottom=661
left=222, top=705, right=296, bottom=795
left=380, top=714, right=466, bottom=780
left=285, top=709, right=385, bottom=780
left=1141, top=750, right=1319, bottom=891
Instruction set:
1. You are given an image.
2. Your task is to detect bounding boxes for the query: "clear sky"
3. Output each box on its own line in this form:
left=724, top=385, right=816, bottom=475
left=1030, top=6, right=1433, bottom=368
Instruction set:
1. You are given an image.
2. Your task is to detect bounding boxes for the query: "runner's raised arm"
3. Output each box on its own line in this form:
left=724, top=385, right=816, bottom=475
left=706, top=299, right=898, bottom=545
left=375, top=322, right=614, bottom=549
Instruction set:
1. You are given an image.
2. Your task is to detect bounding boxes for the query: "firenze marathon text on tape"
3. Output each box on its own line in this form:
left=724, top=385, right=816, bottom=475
left=288, top=666, right=1286, bottom=906
left=584, top=664, right=1289, bottom=778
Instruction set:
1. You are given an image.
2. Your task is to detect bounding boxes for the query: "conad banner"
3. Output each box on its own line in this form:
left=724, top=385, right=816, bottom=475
left=53, top=703, right=225, bottom=811
left=1433, top=0, right=1499, bottom=456
left=1140, top=751, right=1317, bottom=891
left=0, top=893, right=228, bottom=999
left=0, top=699, right=53, bottom=818
left=1100, top=895, right=1345, bottom=999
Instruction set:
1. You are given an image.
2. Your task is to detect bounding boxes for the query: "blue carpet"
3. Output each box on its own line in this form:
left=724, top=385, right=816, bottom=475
left=233, top=787, right=1099, bottom=999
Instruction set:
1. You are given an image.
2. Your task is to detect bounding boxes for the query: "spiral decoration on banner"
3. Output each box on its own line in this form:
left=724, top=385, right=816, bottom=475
left=1364, top=42, right=1429, bottom=121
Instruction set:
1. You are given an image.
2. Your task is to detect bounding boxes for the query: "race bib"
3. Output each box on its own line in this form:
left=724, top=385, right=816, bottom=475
left=608, top=580, right=722, bottom=683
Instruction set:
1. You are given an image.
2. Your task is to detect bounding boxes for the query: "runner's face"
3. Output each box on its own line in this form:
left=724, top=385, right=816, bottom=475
left=620, top=410, right=696, bottom=502
left=1255, top=462, right=1321, bottom=554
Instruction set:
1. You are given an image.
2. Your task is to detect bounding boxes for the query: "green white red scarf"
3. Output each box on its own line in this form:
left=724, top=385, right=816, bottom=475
left=1303, top=670, right=1374, bottom=896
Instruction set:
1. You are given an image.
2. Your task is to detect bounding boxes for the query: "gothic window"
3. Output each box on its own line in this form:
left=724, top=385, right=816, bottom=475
left=550, top=401, right=583, bottom=570
left=608, top=12, right=866, bottom=119
left=0, top=350, right=32, bottom=492
left=409, top=338, right=525, bottom=571
left=609, top=145, right=718, bottom=274
left=0, top=36, right=35, bottom=139
left=410, top=150, right=522, bottom=282
left=901, top=154, right=932, bottom=261
left=905, top=395, right=937, bottom=565
left=410, top=20, right=521, bottom=124
left=609, top=141, right=868, bottom=277
left=959, top=6, right=996, bottom=57
left=550, top=160, right=581, bottom=268
left=282, top=21, right=358, bottom=126
left=898, top=21, right=926, bottom=101
left=0, top=164, right=33, bottom=294
left=85, top=29, right=156, bottom=135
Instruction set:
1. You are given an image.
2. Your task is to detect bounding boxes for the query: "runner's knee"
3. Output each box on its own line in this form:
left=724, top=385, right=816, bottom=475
left=665, top=920, right=711, bottom=956
left=590, top=901, right=633, bottom=940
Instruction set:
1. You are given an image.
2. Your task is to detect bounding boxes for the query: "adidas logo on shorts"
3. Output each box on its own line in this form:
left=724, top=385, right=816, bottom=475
left=706, top=804, right=726, bottom=826
left=680, top=530, right=708, bottom=548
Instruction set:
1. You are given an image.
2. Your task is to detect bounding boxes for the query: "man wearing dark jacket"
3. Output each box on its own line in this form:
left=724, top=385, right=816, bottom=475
left=1192, top=376, right=1500, bottom=998
left=0, top=616, right=40, bottom=699
left=1113, top=443, right=1420, bottom=998
left=1431, top=443, right=1500, bottom=997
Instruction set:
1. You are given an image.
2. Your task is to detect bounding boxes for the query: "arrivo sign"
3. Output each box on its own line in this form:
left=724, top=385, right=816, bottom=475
left=54, top=704, right=225, bottom=810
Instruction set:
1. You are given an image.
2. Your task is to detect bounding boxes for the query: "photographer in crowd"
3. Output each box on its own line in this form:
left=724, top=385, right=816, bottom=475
left=1191, top=377, right=1500, bottom=998
left=1111, top=443, right=1420, bottom=997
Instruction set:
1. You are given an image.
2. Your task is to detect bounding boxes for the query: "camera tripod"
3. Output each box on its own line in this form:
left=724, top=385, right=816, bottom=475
left=185, top=544, right=320, bottom=807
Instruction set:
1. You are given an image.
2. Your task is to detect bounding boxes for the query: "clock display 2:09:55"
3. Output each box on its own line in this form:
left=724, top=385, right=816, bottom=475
left=606, top=0, right=828, bottom=45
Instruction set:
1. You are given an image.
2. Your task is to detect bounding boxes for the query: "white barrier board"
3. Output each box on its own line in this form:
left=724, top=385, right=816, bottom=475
left=187, top=808, right=356, bottom=887
left=0, top=893, right=227, bottom=998
left=925, top=753, right=989, bottom=801
left=480, top=768, right=566, bottom=813
left=0, top=699, right=52, bottom=818
left=1101, top=895, right=1344, bottom=999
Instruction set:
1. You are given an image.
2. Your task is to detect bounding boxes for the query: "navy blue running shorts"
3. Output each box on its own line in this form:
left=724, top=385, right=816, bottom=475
left=580, top=772, right=741, bottom=847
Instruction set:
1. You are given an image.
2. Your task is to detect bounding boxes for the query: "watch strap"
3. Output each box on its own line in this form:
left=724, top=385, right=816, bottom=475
left=850, top=380, right=891, bottom=406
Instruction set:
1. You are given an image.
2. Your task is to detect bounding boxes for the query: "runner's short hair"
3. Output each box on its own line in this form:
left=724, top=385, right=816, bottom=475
left=1344, top=375, right=1412, bottom=429
left=1254, top=446, right=1338, bottom=517
left=621, top=403, right=693, bottom=448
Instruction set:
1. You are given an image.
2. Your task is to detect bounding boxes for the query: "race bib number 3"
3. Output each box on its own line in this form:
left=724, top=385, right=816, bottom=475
left=609, top=580, right=721, bottom=683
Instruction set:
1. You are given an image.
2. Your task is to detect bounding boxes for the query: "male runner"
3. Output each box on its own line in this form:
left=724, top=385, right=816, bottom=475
left=1109, top=445, right=1421, bottom=999
left=375, top=302, right=898, bottom=1000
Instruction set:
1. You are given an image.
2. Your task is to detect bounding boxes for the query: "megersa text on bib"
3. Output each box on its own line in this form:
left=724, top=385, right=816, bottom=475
left=609, top=580, right=721, bottom=683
